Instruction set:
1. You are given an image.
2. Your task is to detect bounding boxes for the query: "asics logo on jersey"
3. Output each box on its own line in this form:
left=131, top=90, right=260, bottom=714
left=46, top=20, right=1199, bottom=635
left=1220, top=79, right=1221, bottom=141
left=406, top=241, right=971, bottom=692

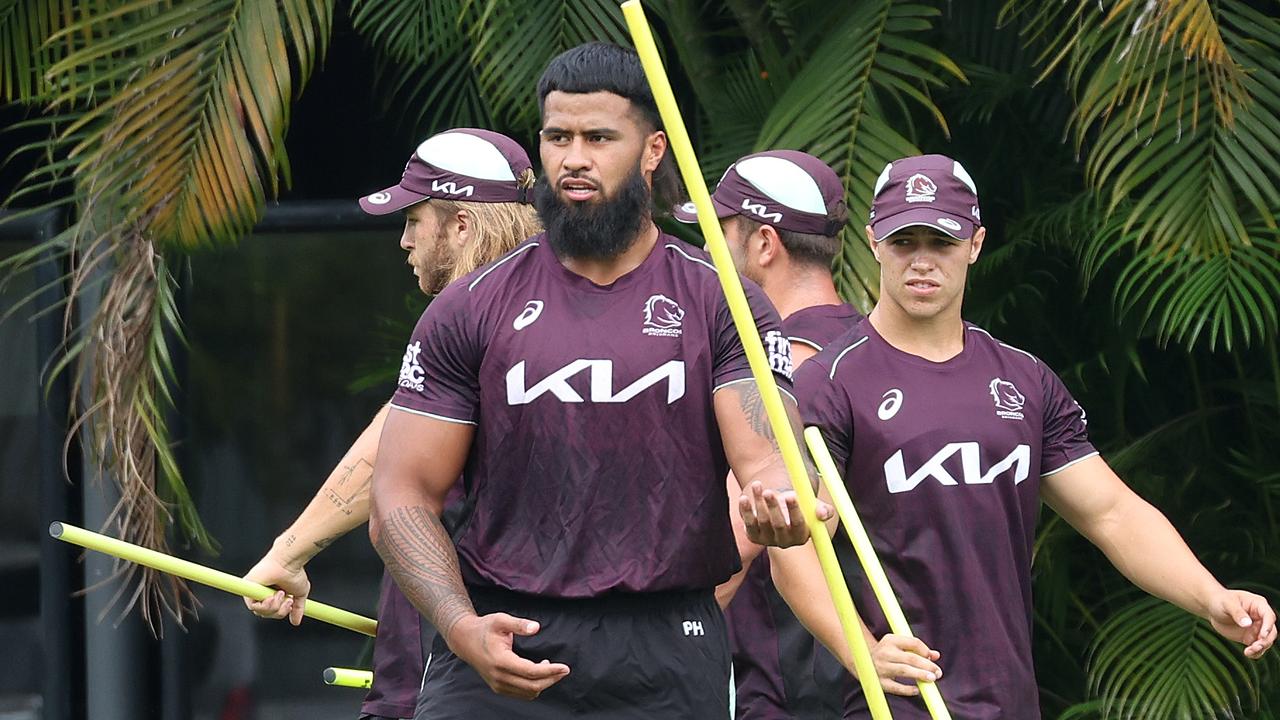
left=513, top=300, right=544, bottom=331
left=431, top=180, right=474, bottom=197
left=643, top=294, right=685, bottom=338
left=741, top=199, right=782, bottom=223
left=989, top=378, right=1026, bottom=420
left=878, top=389, right=903, bottom=420
left=506, top=360, right=686, bottom=405
left=884, top=443, right=1031, bottom=493
left=398, top=341, right=425, bottom=392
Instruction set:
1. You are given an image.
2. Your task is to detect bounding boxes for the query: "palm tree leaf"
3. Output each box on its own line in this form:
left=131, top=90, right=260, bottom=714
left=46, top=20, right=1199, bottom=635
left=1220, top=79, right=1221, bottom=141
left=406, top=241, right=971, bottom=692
left=1085, top=595, right=1271, bottom=719
left=755, top=1, right=964, bottom=305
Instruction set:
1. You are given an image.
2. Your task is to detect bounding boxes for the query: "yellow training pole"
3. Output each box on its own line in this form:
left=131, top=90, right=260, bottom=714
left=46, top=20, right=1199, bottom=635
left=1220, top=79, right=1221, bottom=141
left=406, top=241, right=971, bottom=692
left=50, top=522, right=378, bottom=637
left=324, top=667, right=373, bottom=689
left=804, top=429, right=952, bottom=719
left=620, top=3, right=890, bottom=717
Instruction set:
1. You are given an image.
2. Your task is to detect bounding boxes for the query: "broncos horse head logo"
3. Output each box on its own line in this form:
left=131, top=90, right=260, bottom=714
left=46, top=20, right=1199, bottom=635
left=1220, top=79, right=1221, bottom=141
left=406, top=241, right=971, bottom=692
left=905, top=173, right=938, bottom=202
left=989, top=378, right=1026, bottom=412
left=644, top=294, right=685, bottom=329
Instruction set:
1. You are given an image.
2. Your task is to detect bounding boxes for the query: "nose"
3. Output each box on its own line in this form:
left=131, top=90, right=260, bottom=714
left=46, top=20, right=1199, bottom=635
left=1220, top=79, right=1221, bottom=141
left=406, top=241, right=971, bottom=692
left=561, top=137, right=591, bottom=174
left=399, top=227, right=413, bottom=251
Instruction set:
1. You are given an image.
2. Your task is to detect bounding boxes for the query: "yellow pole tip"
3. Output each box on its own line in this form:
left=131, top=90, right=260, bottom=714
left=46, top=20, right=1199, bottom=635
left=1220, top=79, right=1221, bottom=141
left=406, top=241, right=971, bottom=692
left=322, top=668, right=337, bottom=685
left=49, top=521, right=64, bottom=538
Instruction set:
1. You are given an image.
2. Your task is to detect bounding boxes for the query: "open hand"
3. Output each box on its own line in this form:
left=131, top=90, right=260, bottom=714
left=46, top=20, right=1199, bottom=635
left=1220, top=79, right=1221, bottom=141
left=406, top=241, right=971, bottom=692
left=738, top=480, right=834, bottom=548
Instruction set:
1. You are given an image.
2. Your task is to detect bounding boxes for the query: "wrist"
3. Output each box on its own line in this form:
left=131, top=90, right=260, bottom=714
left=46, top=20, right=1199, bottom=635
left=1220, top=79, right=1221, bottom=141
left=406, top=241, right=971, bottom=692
left=270, top=532, right=315, bottom=570
left=443, top=613, right=480, bottom=656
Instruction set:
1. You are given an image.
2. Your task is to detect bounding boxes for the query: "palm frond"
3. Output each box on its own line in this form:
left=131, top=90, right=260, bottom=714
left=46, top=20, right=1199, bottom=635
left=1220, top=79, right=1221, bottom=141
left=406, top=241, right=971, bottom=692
left=1085, top=594, right=1272, bottom=719
left=469, top=0, right=631, bottom=129
left=755, top=2, right=964, bottom=306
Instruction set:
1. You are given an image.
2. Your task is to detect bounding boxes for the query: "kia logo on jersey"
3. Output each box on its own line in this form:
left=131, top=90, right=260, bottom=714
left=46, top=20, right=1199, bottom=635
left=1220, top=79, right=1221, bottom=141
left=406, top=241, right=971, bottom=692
left=884, top=443, right=1031, bottom=493
left=506, top=360, right=686, bottom=405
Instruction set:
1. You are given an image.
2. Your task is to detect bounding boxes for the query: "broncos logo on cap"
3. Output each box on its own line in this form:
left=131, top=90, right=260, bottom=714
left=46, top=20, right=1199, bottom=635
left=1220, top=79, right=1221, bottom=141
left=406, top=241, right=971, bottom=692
left=905, top=173, right=938, bottom=203
left=644, top=294, right=685, bottom=330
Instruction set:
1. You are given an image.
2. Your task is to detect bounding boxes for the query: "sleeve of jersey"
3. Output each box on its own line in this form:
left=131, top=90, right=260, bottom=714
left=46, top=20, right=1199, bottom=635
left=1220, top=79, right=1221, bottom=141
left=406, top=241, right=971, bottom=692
left=1040, top=367, right=1098, bottom=476
left=794, top=360, right=854, bottom=469
left=711, top=279, right=794, bottom=394
left=389, top=288, right=483, bottom=425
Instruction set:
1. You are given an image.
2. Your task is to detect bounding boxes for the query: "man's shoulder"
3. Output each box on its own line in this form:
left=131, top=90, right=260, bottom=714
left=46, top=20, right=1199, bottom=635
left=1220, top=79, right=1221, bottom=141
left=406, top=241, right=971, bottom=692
left=802, top=319, right=874, bottom=381
left=963, top=323, right=1046, bottom=373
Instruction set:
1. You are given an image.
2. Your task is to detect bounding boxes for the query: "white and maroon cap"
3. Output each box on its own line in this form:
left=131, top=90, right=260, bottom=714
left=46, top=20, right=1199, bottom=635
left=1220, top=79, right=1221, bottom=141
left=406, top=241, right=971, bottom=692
left=358, top=128, right=533, bottom=215
left=673, top=150, right=846, bottom=235
left=868, top=154, right=981, bottom=240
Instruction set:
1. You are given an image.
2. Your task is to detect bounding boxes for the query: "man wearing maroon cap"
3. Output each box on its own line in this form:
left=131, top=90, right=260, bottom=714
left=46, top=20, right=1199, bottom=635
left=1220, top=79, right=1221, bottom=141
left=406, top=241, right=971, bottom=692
left=369, top=43, right=832, bottom=719
left=756, top=153, right=1276, bottom=718
left=677, top=149, right=862, bottom=719
left=240, top=128, right=541, bottom=720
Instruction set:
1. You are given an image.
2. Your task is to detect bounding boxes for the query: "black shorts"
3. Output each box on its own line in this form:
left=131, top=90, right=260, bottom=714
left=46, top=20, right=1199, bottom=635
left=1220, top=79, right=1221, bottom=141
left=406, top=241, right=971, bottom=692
left=415, top=586, right=730, bottom=719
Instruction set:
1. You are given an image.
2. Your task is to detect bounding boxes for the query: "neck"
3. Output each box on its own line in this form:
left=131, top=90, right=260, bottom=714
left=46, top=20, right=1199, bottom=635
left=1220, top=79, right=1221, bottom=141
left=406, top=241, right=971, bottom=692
left=867, top=292, right=966, bottom=362
left=761, top=265, right=843, bottom=319
left=559, top=220, right=659, bottom=286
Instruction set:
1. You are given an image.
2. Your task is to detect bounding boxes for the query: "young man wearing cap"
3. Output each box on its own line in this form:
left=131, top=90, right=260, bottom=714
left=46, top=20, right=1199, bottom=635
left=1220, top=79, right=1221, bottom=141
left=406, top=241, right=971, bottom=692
left=675, top=149, right=862, bottom=719
left=369, top=43, right=831, bottom=719
left=240, top=128, right=541, bottom=720
left=755, top=153, right=1276, bottom=718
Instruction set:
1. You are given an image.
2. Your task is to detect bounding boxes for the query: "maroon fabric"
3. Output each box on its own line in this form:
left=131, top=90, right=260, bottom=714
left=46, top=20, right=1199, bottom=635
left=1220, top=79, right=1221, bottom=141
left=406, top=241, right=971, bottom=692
left=727, top=303, right=862, bottom=720
left=672, top=150, right=845, bottom=235
left=869, top=154, right=981, bottom=240
left=797, top=318, right=1096, bottom=719
left=391, top=234, right=792, bottom=597
left=360, top=573, right=423, bottom=719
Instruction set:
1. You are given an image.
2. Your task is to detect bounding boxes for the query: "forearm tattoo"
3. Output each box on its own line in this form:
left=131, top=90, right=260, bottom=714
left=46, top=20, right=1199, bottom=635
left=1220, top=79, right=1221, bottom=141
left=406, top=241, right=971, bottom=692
left=373, top=505, right=475, bottom=639
left=736, top=383, right=820, bottom=488
left=325, top=458, right=374, bottom=516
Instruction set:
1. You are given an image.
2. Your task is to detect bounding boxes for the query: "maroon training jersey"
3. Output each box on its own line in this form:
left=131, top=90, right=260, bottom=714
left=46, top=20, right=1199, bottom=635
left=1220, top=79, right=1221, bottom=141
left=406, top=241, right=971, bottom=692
left=362, top=573, right=423, bottom=719
left=796, top=318, right=1096, bottom=719
left=728, top=302, right=862, bottom=720
left=391, top=233, right=792, bottom=597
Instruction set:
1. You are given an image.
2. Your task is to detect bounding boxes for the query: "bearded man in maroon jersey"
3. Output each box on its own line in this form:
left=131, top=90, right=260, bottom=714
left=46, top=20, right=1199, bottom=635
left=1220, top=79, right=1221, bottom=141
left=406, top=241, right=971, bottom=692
left=754, top=153, right=1275, bottom=719
left=369, top=43, right=833, bottom=720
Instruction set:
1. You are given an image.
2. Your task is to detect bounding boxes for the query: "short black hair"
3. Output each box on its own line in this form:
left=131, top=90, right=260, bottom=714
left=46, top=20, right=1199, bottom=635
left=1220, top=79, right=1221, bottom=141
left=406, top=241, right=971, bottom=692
left=537, top=42, right=683, bottom=216
left=537, top=42, right=661, bottom=130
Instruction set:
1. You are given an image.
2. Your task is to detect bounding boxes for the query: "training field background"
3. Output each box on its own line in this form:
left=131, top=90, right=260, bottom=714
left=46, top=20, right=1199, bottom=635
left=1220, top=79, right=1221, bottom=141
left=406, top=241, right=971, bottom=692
left=3, top=1, right=1280, bottom=719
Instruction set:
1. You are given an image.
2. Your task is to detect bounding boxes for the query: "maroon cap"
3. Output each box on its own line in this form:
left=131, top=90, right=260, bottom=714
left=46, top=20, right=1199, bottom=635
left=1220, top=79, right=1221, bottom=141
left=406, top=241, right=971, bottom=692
left=869, top=154, right=981, bottom=240
left=673, top=150, right=846, bottom=235
left=358, top=128, right=533, bottom=215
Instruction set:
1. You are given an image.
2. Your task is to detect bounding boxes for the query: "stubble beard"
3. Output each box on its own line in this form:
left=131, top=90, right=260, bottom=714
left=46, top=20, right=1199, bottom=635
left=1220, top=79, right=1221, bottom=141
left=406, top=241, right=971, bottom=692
left=535, top=162, right=651, bottom=261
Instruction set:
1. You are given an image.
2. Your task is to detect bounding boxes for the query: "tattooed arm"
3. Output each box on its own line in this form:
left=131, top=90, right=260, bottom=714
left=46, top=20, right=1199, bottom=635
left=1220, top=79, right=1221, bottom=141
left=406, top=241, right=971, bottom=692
left=714, top=380, right=832, bottom=548
left=371, top=407, right=570, bottom=700
left=243, top=404, right=390, bottom=624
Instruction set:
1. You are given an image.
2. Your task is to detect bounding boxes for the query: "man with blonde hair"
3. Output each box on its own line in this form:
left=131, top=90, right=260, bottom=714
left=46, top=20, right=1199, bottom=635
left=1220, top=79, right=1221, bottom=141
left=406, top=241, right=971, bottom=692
left=241, top=128, right=541, bottom=720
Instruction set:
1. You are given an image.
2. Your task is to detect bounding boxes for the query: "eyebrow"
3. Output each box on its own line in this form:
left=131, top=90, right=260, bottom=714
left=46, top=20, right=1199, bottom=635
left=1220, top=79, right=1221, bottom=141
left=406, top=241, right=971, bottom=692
left=539, top=126, right=620, bottom=138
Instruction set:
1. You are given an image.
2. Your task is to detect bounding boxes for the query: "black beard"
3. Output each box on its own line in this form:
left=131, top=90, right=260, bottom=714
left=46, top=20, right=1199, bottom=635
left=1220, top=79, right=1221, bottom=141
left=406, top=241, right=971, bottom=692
left=535, top=166, right=650, bottom=260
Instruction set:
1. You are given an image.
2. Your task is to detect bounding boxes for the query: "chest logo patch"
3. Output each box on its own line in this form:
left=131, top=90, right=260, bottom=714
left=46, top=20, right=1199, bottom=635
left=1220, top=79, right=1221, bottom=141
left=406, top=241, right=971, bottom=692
left=643, top=294, right=685, bottom=338
left=878, top=388, right=903, bottom=420
left=989, top=378, right=1026, bottom=420
left=513, top=300, right=544, bottom=331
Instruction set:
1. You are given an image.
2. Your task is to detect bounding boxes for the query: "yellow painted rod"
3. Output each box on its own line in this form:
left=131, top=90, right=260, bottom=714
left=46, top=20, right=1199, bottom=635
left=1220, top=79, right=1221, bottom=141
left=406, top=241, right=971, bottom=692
left=620, top=3, right=890, bottom=718
left=324, top=667, right=373, bottom=689
left=804, top=428, right=952, bottom=719
left=49, top=522, right=378, bottom=637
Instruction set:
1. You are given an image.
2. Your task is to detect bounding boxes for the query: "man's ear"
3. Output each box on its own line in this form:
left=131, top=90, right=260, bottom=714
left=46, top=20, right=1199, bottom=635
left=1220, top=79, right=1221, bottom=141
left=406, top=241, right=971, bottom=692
left=452, top=209, right=471, bottom=248
left=643, top=130, right=666, bottom=175
left=757, top=224, right=783, bottom=268
left=968, top=226, right=986, bottom=265
left=865, top=224, right=882, bottom=263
